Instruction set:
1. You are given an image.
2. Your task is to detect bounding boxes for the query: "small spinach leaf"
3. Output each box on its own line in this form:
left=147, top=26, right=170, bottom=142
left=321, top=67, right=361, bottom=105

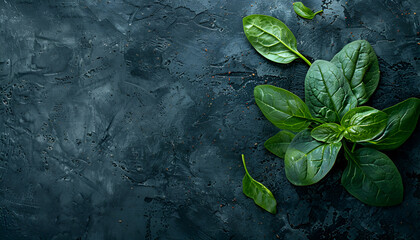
left=243, top=14, right=311, bottom=65
left=341, top=106, right=388, bottom=142
left=305, top=60, right=358, bottom=123
left=264, top=131, right=296, bottom=158
left=364, top=98, right=420, bottom=150
left=311, top=123, right=344, bottom=143
left=293, top=2, right=323, bottom=20
left=254, top=85, right=314, bottom=132
left=342, top=147, right=403, bottom=206
left=242, top=154, right=277, bottom=214
left=331, top=40, right=380, bottom=105
left=285, top=129, right=341, bottom=186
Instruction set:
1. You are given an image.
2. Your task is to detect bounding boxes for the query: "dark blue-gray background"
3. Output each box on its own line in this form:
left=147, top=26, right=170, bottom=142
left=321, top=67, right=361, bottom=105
left=0, top=0, right=419, bottom=239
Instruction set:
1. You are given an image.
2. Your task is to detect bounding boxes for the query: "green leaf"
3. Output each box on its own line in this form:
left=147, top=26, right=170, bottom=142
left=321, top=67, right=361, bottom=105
left=293, top=2, right=323, bottom=20
left=331, top=40, right=380, bottom=105
left=243, top=14, right=311, bottom=66
left=311, top=123, right=345, bottom=143
left=364, top=98, right=420, bottom=150
left=241, top=154, right=277, bottom=214
left=264, top=131, right=296, bottom=158
left=254, top=85, right=314, bottom=132
left=305, top=60, right=358, bottom=123
left=284, top=129, right=342, bottom=186
left=341, top=106, right=388, bottom=142
left=342, top=147, right=403, bottom=206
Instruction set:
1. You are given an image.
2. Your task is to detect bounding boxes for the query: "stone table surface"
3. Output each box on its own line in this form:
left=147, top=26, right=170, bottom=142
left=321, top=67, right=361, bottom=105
left=0, top=0, right=419, bottom=239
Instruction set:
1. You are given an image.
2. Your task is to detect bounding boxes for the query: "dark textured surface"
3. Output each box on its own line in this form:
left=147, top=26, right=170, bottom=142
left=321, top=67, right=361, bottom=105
left=0, top=0, right=419, bottom=239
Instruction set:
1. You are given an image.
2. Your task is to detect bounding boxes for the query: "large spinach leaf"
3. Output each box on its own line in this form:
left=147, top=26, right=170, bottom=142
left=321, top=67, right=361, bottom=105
left=285, top=129, right=341, bottom=186
left=293, top=2, right=323, bottom=20
left=305, top=60, right=358, bottom=122
left=341, top=106, right=388, bottom=142
left=311, top=123, right=344, bottom=143
left=331, top=40, right=380, bottom=105
left=243, top=15, right=311, bottom=65
left=364, top=98, right=420, bottom=150
left=264, top=131, right=296, bottom=159
left=254, top=85, right=314, bottom=132
left=242, top=154, right=277, bottom=214
left=342, top=147, right=403, bottom=206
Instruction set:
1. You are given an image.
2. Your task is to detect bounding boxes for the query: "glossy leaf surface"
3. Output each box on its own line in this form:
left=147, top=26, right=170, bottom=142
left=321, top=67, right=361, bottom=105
left=242, top=154, right=277, bottom=214
left=285, top=129, right=341, bottom=186
left=255, top=85, right=313, bottom=132
left=364, top=98, right=420, bottom=150
left=243, top=15, right=311, bottom=65
left=264, top=131, right=296, bottom=159
left=331, top=40, right=380, bottom=105
left=341, top=106, right=388, bottom=142
left=311, top=123, right=344, bottom=143
left=342, top=147, right=403, bottom=206
left=293, top=2, right=323, bottom=19
left=305, top=60, right=357, bottom=122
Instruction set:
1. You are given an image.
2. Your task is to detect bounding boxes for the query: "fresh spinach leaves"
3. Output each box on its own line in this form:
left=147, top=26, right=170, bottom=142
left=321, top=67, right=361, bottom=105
left=242, top=14, right=419, bottom=211
left=241, top=154, right=277, bottom=214
left=293, top=2, right=323, bottom=20
left=342, top=146, right=403, bottom=206
left=264, top=131, right=295, bottom=159
left=243, top=15, right=312, bottom=66
left=254, top=85, right=315, bottom=131
left=305, top=60, right=357, bottom=122
left=341, top=106, right=388, bottom=142
left=285, top=129, right=341, bottom=186
left=363, top=98, right=420, bottom=150
left=331, top=40, right=380, bottom=105
left=311, top=123, right=344, bottom=143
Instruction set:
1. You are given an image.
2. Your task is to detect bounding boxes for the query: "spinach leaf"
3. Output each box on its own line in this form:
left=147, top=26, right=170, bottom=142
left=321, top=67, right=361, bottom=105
left=331, top=40, right=380, bottom=105
left=341, top=106, right=388, bottom=142
left=285, top=129, right=341, bottom=186
left=311, top=123, right=344, bottom=143
left=305, top=60, right=358, bottom=123
left=293, top=2, right=323, bottom=20
left=342, top=147, right=403, bottom=206
left=254, top=85, right=315, bottom=132
left=243, top=15, right=311, bottom=66
left=364, top=98, right=420, bottom=150
left=264, top=131, right=296, bottom=158
left=242, top=154, right=277, bottom=214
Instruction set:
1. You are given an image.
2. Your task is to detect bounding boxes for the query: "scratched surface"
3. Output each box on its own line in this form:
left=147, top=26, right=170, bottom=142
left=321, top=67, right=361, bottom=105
left=0, top=0, right=419, bottom=239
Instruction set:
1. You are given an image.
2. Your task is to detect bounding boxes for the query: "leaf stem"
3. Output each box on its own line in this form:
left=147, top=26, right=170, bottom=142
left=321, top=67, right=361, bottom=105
left=351, top=143, right=356, bottom=152
left=241, top=154, right=250, bottom=176
left=314, top=10, right=323, bottom=15
left=295, top=51, right=312, bottom=66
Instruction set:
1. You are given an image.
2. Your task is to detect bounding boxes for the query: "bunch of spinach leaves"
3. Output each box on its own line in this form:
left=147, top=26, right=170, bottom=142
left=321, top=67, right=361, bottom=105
left=241, top=14, right=420, bottom=213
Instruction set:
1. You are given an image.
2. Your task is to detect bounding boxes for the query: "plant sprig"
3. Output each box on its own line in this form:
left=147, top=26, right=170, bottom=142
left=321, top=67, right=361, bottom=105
left=241, top=14, right=420, bottom=213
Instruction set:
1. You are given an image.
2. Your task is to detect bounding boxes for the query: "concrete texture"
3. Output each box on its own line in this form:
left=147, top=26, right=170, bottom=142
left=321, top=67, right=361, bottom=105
left=0, top=0, right=419, bottom=239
